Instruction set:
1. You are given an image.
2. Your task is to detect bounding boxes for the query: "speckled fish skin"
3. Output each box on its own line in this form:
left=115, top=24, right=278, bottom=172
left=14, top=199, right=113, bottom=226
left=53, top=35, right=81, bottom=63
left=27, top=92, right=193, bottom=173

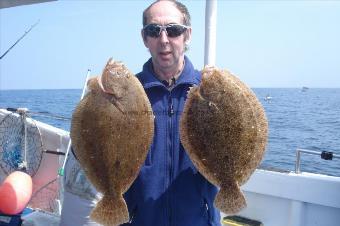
left=180, top=66, right=268, bottom=214
left=70, top=59, right=154, bottom=226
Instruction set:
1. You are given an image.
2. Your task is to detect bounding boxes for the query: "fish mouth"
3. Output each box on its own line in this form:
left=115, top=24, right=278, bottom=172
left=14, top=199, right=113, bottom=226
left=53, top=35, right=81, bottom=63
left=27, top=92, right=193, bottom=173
left=98, top=58, right=129, bottom=94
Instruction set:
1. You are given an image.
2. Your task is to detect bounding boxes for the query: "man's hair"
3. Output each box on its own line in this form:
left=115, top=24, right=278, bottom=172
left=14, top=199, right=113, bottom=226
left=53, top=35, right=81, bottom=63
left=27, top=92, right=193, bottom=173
left=142, top=0, right=191, bottom=27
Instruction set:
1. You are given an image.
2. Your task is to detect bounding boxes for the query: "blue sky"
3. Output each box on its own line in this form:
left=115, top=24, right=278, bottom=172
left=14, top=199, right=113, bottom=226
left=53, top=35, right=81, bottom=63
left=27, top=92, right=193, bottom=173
left=1, top=0, right=340, bottom=89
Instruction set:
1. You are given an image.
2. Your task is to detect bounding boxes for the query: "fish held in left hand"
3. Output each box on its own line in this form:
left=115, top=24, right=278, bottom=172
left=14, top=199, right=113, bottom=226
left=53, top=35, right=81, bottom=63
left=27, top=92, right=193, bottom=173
left=180, top=66, right=268, bottom=214
left=70, top=58, right=154, bottom=226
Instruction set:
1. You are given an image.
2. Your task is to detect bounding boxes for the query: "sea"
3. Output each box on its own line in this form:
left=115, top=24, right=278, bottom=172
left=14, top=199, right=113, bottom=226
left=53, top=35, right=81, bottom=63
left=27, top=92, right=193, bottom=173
left=1, top=88, right=340, bottom=177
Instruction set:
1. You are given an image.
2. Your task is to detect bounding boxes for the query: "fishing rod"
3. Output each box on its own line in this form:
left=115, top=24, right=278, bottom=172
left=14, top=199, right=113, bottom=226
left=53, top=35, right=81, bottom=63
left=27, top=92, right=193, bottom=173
left=59, top=69, right=92, bottom=176
left=0, top=20, right=40, bottom=60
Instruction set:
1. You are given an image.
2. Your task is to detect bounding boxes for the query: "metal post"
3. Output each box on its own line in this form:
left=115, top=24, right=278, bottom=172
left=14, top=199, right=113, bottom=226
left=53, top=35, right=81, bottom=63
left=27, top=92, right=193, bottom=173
left=295, top=150, right=301, bottom=174
left=295, top=148, right=340, bottom=174
left=204, top=0, right=217, bottom=66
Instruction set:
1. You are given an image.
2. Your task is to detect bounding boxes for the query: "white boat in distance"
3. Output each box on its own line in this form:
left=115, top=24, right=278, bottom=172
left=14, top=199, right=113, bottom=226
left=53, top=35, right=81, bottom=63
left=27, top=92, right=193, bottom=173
left=302, top=87, right=309, bottom=92
left=264, top=94, right=272, bottom=102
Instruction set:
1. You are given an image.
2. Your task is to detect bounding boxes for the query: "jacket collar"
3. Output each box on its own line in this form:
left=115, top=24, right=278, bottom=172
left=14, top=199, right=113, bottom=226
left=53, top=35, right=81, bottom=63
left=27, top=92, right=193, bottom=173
left=137, top=55, right=200, bottom=90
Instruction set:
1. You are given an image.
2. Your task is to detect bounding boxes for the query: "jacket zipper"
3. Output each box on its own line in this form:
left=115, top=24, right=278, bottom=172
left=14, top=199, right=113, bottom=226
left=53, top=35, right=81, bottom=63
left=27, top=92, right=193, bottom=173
left=167, top=92, right=174, bottom=226
left=204, top=198, right=212, bottom=225
left=128, top=206, right=138, bottom=224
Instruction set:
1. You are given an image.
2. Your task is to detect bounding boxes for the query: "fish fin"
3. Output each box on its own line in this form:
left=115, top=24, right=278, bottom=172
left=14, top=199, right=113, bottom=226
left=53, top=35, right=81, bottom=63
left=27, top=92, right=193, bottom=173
left=214, top=180, right=246, bottom=214
left=97, top=75, right=106, bottom=93
left=87, top=77, right=98, bottom=91
left=91, top=195, right=129, bottom=226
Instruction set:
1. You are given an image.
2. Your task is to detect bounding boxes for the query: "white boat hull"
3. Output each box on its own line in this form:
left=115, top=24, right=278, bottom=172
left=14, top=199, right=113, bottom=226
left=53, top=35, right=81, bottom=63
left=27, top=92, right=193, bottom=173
left=234, top=169, right=340, bottom=226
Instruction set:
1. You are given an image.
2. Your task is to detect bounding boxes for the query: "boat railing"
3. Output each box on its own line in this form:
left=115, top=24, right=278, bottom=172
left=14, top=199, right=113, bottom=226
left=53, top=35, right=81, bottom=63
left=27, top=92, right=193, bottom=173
left=295, top=148, right=340, bottom=174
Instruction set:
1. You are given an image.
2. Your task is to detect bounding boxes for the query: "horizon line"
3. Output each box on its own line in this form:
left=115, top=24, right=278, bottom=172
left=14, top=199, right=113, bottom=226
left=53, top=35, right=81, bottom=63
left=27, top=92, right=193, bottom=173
left=1, top=87, right=340, bottom=91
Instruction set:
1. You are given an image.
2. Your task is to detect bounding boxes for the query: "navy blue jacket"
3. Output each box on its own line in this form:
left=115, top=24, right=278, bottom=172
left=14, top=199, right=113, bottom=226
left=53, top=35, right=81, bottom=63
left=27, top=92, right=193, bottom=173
left=122, top=56, right=221, bottom=226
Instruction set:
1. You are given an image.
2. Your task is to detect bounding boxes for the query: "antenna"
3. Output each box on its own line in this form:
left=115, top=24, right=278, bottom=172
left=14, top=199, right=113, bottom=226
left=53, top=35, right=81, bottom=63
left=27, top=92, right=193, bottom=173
left=0, top=20, right=40, bottom=60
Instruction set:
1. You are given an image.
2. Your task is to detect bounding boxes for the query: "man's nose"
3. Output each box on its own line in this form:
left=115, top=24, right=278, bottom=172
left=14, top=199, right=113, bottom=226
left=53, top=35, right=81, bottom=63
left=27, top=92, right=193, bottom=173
left=159, top=30, right=169, bottom=43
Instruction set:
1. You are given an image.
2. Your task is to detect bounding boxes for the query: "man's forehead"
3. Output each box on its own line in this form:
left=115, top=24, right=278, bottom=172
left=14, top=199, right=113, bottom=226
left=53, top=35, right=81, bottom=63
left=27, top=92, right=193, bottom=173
left=146, top=1, right=183, bottom=24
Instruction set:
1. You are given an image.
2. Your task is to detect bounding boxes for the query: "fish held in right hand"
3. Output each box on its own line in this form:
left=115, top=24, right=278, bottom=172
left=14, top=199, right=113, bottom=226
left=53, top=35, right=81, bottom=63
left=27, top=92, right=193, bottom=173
left=71, top=58, right=154, bottom=226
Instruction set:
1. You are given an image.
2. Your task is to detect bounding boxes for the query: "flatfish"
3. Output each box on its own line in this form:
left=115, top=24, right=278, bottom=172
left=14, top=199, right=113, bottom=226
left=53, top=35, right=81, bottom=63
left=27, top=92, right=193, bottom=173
left=70, top=58, right=154, bottom=225
left=180, top=66, right=268, bottom=214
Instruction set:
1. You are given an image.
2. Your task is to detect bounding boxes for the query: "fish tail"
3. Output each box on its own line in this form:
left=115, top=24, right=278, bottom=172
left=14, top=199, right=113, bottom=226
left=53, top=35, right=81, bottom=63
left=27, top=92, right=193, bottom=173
left=214, top=181, right=246, bottom=214
left=90, top=195, right=129, bottom=226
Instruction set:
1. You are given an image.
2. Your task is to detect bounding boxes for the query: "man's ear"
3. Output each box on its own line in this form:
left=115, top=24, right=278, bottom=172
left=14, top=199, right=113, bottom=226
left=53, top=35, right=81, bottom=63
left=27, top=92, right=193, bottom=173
left=184, top=27, right=192, bottom=44
left=141, top=29, right=148, bottom=47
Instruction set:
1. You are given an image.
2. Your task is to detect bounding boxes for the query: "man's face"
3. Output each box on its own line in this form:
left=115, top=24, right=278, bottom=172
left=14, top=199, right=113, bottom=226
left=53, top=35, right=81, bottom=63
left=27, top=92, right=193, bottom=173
left=142, top=1, right=191, bottom=76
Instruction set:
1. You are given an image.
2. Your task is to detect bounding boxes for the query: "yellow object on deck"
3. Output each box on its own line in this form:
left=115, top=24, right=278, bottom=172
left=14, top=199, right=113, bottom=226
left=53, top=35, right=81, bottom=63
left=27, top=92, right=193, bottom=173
left=222, top=215, right=263, bottom=226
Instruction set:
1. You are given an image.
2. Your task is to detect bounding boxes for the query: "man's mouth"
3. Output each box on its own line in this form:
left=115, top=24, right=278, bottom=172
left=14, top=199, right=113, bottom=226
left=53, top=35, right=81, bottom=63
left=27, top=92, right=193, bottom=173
left=160, top=51, right=171, bottom=56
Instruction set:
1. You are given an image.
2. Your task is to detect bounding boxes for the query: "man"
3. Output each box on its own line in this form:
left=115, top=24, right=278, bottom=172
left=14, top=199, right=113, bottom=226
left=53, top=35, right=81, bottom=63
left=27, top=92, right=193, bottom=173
left=122, top=1, right=221, bottom=225
left=60, top=1, right=221, bottom=225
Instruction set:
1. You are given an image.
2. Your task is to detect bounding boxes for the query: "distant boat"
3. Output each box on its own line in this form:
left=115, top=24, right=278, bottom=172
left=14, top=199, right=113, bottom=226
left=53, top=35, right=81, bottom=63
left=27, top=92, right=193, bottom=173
left=264, top=94, right=272, bottom=102
left=302, top=86, right=309, bottom=92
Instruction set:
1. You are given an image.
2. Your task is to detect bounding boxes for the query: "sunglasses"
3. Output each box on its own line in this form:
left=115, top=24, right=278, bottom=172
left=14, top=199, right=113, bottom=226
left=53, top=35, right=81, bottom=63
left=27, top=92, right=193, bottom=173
left=143, top=23, right=189, bottom=38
